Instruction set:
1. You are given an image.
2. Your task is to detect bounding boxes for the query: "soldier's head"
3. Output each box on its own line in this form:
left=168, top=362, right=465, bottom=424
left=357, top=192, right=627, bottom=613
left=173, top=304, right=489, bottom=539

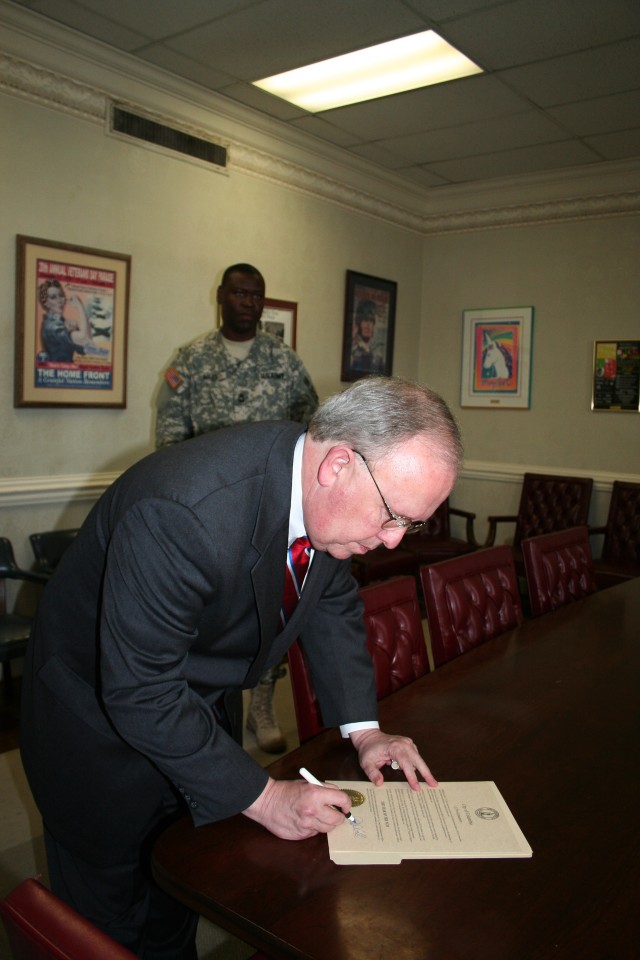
left=355, top=300, right=376, bottom=343
left=217, top=264, right=265, bottom=342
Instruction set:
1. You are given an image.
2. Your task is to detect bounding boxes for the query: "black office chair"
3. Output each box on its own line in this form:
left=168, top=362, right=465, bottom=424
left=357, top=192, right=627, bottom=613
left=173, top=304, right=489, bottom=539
left=29, top=528, right=79, bottom=575
left=0, top=538, right=47, bottom=691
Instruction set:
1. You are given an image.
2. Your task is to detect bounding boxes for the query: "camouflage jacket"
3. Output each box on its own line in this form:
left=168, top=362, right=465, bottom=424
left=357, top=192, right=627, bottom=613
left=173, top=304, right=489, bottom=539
left=155, top=329, right=318, bottom=447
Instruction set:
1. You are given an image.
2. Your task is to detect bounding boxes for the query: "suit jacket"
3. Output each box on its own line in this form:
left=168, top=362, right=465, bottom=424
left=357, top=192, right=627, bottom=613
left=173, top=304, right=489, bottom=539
left=20, top=421, right=377, bottom=864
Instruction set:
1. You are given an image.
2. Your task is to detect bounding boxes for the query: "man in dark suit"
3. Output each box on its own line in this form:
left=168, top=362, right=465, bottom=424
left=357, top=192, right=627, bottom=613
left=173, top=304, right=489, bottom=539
left=20, top=376, right=461, bottom=959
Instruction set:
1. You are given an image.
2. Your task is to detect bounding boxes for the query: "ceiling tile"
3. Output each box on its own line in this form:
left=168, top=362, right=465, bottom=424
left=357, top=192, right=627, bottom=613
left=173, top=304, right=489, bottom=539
left=546, top=89, right=640, bottom=136
left=71, top=0, right=249, bottom=41
left=163, top=0, right=426, bottom=81
left=376, top=110, right=569, bottom=164
left=220, top=82, right=307, bottom=121
left=12, top=0, right=148, bottom=50
left=137, top=43, right=236, bottom=88
left=584, top=128, right=640, bottom=161
left=437, top=0, right=640, bottom=71
left=500, top=38, right=640, bottom=106
left=426, top=139, right=601, bottom=182
left=288, top=116, right=362, bottom=148
left=314, top=75, right=529, bottom=141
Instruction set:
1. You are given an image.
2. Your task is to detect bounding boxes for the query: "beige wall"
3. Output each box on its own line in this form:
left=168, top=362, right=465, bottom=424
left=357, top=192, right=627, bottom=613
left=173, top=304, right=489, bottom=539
left=419, top=217, right=640, bottom=542
left=0, top=79, right=424, bottom=568
left=1, top=19, right=639, bottom=572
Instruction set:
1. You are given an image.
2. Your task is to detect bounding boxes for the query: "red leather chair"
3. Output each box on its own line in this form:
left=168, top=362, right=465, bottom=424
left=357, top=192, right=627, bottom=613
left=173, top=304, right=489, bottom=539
left=588, top=481, right=640, bottom=589
left=419, top=546, right=523, bottom=668
left=484, top=473, right=593, bottom=577
left=350, top=497, right=478, bottom=586
left=0, top=878, right=137, bottom=959
left=288, top=575, right=429, bottom=742
left=521, top=526, right=597, bottom=618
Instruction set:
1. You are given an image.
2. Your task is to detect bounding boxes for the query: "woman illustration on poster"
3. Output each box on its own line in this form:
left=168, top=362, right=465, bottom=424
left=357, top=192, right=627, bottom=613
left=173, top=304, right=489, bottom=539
left=38, top=279, right=106, bottom=362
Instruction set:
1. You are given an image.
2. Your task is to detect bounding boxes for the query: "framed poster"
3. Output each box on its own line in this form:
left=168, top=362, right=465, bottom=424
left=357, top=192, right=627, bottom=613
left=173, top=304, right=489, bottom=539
left=261, top=297, right=297, bottom=349
left=591, top=340, right=640, bottom=412
left=341, top=270, right=396, bottom=382
left=15, top=235, right=130, bottom=408
left=460, top=306, right=533, bottom=409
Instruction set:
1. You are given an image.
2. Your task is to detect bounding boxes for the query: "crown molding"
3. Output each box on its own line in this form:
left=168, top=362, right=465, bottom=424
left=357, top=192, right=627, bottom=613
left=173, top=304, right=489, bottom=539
left=1, top=47, right=639, bottom=236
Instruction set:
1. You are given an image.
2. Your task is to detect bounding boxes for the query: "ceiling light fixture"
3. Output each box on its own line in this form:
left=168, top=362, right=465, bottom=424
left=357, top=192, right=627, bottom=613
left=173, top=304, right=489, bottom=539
left=253, top=31, right=482, bottom=112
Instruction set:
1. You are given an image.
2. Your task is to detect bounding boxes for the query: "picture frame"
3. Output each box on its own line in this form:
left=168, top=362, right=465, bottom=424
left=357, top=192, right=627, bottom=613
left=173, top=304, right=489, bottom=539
left=341, top=270, right=396, bottom=381
left=460, top=306, right=534, bottom=409
left=15, top=235, right=130, bottom=408
left=261, top=297, right=297, bottom=349
left=591, top=340, right=640, bottom=412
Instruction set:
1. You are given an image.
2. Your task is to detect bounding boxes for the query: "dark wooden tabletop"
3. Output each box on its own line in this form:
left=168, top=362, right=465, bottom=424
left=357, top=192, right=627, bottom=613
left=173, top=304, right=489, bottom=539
left=152, top=579, right=640, bottom=960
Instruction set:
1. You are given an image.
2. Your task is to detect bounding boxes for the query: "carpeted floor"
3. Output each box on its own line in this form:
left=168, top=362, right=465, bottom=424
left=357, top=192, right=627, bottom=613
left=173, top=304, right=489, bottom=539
left=0, top=680, right=300, bottom=959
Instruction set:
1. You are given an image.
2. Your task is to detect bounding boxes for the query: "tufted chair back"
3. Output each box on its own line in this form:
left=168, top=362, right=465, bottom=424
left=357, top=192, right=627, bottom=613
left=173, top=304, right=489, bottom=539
left=351, top=497, right=479, bottom=586
left=287, top=576, right=429, bottom=743
left=420, top=546, right=523, bottom=668
left=522, top=526, right=597, bottom=618
left=600, top=481, right=640, bottom=565
left=513, top=473, right=593, bottom=546
left=360, top=575, right=430, bottom=699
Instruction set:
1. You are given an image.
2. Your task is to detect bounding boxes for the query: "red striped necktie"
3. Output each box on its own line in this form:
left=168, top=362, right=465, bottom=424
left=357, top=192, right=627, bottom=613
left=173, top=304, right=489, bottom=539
left=280, top=536, right=311, bottom=628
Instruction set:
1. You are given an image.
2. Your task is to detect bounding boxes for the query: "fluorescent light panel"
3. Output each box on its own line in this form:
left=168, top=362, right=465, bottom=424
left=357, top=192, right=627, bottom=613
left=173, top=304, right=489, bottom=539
left=253, top=31, right=482, bottom=112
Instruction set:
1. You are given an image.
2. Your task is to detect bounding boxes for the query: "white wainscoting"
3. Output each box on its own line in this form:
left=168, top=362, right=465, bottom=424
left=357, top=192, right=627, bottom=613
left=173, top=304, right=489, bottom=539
left=1, top=463, right=638, bottom=570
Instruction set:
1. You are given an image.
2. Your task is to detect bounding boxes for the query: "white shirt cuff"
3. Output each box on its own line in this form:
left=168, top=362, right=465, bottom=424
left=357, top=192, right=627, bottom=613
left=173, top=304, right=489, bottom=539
left=340, top=721, right=380, bottom=738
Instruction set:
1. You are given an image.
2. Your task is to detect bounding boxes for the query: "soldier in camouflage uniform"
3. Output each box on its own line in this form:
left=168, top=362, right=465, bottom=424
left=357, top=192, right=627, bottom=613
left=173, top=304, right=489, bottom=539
left=155, top=263, right=318, bottom=753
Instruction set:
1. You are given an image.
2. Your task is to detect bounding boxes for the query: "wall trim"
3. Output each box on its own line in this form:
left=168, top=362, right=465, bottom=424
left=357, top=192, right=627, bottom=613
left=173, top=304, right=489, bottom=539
left=2, top=464, right=638, bottom=510
left=459, top=462, right=640, bottom=495
left=1, top=50, right=639, bottom=236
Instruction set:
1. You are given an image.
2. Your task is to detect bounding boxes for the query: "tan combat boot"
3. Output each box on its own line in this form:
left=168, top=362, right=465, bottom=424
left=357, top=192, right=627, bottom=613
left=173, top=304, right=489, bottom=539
left=246, top=667, right=287, bottom=753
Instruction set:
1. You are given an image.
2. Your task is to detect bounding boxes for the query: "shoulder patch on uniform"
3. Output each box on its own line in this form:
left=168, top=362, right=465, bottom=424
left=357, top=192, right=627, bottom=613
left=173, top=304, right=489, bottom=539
left=164, top=366, right=183, bottom=390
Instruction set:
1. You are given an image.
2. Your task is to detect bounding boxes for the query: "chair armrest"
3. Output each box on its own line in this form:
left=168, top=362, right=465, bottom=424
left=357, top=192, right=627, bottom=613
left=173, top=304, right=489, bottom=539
left=9, top=569, right=49, bottom=586
left=449, top=507, right=480, bottom=548
left=588, top=525, right=606, bottom=537
left=484, top=515, right=518, bottom=547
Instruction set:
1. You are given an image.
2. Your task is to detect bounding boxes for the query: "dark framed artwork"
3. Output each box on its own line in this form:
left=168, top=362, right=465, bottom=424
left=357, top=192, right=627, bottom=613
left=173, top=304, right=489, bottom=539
left=341, top=270, right=396, bottom=381
left=15, top=235, right=130, bottom=408
left=591, top=340, right=640, bottom=412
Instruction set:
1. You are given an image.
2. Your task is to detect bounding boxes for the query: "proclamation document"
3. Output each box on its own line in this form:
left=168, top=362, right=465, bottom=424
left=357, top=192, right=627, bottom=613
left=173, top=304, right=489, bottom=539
left=327, top=781, right=532, bottom=865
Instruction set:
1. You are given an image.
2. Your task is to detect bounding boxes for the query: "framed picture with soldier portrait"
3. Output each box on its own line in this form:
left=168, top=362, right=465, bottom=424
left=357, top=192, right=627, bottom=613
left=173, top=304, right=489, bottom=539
left=341, top=270, right=396, bottom=382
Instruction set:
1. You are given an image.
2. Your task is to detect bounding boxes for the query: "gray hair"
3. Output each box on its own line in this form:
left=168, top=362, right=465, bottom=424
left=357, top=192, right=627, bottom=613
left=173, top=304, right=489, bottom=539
left=308, top=377, right=463, bottom=473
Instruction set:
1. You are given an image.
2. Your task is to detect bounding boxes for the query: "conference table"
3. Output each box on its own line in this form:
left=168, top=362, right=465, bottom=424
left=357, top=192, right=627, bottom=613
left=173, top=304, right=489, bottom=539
left=152, top=579, right=639, bottom=960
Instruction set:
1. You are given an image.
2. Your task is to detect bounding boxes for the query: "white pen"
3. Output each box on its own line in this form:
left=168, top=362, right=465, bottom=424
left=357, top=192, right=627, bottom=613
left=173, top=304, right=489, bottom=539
left=299, top=766, right=356, bottom=822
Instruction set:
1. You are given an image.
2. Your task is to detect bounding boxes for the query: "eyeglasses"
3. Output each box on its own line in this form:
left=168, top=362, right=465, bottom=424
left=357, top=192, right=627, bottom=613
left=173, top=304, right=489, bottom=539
left=353, top=449, right=427, bottom=532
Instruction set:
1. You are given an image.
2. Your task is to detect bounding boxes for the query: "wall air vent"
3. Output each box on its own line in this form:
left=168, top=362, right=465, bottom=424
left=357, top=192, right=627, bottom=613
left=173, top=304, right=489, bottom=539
left=110, top=106, right=227, bottom=170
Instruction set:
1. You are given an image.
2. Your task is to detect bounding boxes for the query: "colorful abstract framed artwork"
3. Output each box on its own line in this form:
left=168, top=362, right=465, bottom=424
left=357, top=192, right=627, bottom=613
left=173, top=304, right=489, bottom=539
left=460, top=306, right=533, bottom=409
